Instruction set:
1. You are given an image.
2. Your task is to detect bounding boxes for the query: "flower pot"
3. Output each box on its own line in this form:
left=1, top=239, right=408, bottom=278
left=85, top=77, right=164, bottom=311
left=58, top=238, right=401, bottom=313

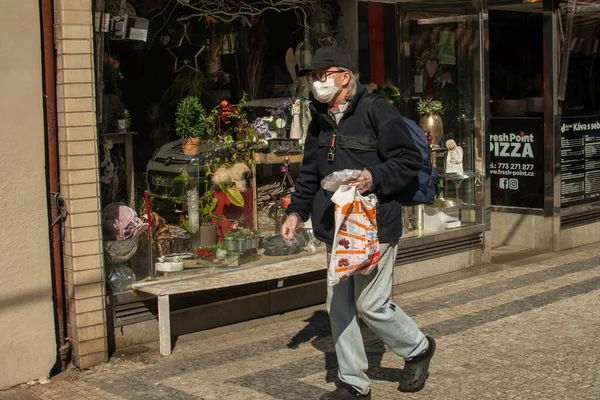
left=224, top=236, right=259, bottom=253
left=215, top=248, right=228, bottom=259
left=116, top=118, right=130, bottom=133
left=418, top=113, right=444, bottom=148
left=199, top=225, right=217, bottom=246
left=183, top=138, right=200, bottom=155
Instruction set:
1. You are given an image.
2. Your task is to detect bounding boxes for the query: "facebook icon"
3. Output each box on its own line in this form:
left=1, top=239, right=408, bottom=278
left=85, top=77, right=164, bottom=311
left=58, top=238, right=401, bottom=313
left=499, top=178, right=518, bottom=190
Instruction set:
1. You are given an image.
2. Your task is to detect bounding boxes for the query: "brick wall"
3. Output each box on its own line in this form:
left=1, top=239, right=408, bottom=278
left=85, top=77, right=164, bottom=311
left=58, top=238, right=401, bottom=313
left=54, top=0, right=107, bottom=368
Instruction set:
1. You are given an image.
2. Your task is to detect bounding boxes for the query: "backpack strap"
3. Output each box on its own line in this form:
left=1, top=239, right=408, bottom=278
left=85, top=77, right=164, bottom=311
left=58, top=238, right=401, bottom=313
left=362, top=93, right=383, bottom=138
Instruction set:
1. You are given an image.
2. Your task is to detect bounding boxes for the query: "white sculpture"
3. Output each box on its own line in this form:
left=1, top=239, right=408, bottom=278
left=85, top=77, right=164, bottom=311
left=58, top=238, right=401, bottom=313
left=445, top=139, right=464, bottom=173
left=289, top=99, right=302, bottom=139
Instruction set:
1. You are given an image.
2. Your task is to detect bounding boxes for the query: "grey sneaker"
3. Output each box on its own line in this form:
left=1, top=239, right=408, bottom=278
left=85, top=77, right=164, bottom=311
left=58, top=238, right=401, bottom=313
left=398, top=336, right=436, bottom=392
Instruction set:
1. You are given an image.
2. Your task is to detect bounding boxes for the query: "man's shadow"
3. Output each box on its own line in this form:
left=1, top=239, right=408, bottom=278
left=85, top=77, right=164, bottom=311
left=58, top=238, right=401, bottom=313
left=286, top=310, right=403, bottom=385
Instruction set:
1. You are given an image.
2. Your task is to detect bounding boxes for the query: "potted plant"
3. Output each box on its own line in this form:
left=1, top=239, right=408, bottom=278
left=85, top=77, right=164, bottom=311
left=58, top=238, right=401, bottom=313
left=116, top=108, right=130, bottom=133
left=204, top=95, right=258, bottom=205
left=195, top=242, right=232, bottom=267
left=198, top=186, right=219, bottom=246
left=417, top=98, right=444, bottom=148
left=175, top=96, right=208, bottom=155
left=224, top=227, right=259, bottom=254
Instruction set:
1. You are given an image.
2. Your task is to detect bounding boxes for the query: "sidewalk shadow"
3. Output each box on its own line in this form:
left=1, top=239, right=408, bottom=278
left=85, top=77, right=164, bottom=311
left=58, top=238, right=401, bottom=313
left=286, top=310, right=401, bottom=385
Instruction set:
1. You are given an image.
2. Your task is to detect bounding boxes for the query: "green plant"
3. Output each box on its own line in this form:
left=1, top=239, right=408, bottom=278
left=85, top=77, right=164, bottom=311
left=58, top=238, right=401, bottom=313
left=225, top=227, right=258, bottom=238
left=417, top=98, right=444, bottom=116
left=199, top=186, right=219, bottom=225
left=175, top=96, right=208, bottom=139
left=219, top=183, right=244, bottom=208
left=165, top=68, right=206, bottom=104
left=373, top=84, right=401, bottom=105
left=205, top=93, right=258, bottom=169
left=172, top=169, right=193, bottom=192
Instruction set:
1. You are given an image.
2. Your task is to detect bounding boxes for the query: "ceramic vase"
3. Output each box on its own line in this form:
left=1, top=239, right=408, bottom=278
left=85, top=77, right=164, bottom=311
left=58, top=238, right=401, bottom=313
left=183, top=138, right=200, bottom=155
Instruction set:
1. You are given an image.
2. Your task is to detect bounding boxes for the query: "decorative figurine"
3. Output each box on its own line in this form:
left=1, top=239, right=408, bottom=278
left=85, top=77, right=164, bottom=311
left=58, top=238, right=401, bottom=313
left=289, top=99, right=302, bottom=139
left=445, top=139, right=464, bottom=173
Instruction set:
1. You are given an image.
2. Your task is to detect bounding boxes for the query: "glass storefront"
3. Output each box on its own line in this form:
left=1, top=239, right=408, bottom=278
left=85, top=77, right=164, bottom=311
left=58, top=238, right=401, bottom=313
left=487, top=2, right=546, bottom=210
left=96, top=0, right=354, bottom=294
left=359, top=1, right=487, bottom=238
left=96, top=0, right=489, bottom=297
left=559, top=2, right=600, bottom=209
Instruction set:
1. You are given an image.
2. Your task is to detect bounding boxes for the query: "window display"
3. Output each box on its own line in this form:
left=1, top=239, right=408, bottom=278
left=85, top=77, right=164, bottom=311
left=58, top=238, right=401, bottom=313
left=381, top=3, right=487, bottom=237
left=96, top=0, right=345, bottom=291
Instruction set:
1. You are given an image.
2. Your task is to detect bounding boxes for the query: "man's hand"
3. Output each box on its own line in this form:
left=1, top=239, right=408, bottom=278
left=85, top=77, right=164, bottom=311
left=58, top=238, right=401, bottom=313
left=351, top=169, right=373, bottom=194
left=281, top=213, right=301, bottom=241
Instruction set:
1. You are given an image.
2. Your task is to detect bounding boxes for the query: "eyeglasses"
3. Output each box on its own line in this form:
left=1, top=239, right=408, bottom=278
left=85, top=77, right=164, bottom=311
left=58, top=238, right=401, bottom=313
left=306, top=69, right=346, bottom=84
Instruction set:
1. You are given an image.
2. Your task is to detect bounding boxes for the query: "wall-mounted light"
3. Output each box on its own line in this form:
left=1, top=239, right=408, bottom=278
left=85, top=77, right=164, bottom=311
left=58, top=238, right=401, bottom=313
left=110, top=15, right=149, bottom=42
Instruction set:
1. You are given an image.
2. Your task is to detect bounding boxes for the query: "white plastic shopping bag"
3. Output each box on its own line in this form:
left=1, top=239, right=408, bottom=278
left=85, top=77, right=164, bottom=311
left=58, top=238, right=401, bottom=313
left=327, top=185, right=381, bottom=286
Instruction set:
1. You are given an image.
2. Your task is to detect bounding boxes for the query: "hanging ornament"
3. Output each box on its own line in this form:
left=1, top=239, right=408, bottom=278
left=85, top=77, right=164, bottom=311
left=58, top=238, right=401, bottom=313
left=202, top=13, right=217, bottom=27
left=166, top=22, right=206, bottom=73
left=159, top=34, right=171, bottom=46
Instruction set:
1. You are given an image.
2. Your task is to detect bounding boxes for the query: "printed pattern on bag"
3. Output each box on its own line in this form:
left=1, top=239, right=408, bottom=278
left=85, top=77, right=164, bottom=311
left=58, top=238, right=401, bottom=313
left=328, top=186, right=381, bottom=286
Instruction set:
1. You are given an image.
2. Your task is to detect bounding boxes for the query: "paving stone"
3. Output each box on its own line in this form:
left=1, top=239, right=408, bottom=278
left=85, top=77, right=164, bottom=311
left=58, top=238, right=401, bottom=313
left=3, top=245, right=600, bottom=399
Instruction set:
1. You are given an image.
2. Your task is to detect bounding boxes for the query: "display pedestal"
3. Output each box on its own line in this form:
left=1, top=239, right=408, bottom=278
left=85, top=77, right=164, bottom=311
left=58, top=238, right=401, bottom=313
left=423, top=205, right=461, bottom=231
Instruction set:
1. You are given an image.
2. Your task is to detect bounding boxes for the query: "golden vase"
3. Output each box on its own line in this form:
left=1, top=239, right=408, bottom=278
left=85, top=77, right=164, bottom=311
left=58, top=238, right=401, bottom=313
left=418, top=113, right=444, bottom=148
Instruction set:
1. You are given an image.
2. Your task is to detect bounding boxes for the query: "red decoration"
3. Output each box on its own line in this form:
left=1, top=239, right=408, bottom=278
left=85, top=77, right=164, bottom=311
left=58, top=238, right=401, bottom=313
left=144, top=190, right=152, bottom=228
left=217, top=100, right=237, bottom=135
left=196, top=248, right=215, bottom=259
left=212, top=189, right=254, bottom=241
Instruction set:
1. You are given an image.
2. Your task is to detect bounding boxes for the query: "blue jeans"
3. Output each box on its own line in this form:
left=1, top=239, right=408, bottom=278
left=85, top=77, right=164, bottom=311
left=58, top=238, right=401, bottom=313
left=327, top=243, right=428, bottom=394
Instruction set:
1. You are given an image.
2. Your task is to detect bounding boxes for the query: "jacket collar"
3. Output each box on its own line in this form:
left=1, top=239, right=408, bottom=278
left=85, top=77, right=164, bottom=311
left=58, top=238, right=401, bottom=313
left=310, top=84, right=368, bottom=123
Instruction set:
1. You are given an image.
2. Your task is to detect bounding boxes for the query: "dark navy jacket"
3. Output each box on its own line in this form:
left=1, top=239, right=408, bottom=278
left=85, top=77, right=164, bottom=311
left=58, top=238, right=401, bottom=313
left=286, top=84, right=422, bottom=245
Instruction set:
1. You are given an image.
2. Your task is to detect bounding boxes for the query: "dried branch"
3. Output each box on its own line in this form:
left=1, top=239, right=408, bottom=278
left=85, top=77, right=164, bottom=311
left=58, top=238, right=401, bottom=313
left=175, top=0, right=316, bottom=29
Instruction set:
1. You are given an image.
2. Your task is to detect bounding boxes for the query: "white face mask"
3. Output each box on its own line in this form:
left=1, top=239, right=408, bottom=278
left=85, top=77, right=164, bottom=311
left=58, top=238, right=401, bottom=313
left=311, top=76, right=340, bottom=103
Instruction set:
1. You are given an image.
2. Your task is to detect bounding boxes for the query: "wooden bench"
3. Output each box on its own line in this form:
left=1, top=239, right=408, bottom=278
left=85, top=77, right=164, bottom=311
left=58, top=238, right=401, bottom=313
left=132, top=252, right=326, bottom=355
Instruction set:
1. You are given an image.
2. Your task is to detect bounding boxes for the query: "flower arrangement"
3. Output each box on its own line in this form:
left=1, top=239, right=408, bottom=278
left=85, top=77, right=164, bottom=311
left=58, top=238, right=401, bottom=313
left=191, top=95, right=259, bottom=208
left=104, top=52, right=123, bottom=81
left=268, top=99, right=293, bottom=122
left=212, top=69, right=231, bottom=87
left=417, top=98, right=444, bottom=116
left=252, top=116, right=281, bottom=140
left=196, top=242, right=227, bottom=258
left=203, top=94, right=259, bottom=171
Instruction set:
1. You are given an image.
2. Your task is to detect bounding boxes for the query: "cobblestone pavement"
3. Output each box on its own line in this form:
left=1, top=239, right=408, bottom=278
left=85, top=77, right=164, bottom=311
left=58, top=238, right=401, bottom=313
left=3, top=245, right=600, bottom=400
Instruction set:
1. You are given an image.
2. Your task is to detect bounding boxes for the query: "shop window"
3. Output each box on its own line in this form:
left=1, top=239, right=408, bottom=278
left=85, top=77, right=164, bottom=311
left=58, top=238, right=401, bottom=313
left=368, top=1, right=488, bottom=238
left=559, top=4, right=600, bottom=208
left=487, top=5, right=545, bottom=210
left=95, top=0, right=351, bottom=292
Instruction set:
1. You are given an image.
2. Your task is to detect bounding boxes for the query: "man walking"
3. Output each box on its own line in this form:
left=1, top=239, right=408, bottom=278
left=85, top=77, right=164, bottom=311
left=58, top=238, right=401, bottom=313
left=281, top=46, right=436, bottom=399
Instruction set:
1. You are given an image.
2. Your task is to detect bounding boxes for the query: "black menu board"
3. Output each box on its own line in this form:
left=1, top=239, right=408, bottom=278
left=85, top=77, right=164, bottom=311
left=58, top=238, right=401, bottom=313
left=489, top=118, right=545, bottom=209
left=561, top=116, right=600, bottom=207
